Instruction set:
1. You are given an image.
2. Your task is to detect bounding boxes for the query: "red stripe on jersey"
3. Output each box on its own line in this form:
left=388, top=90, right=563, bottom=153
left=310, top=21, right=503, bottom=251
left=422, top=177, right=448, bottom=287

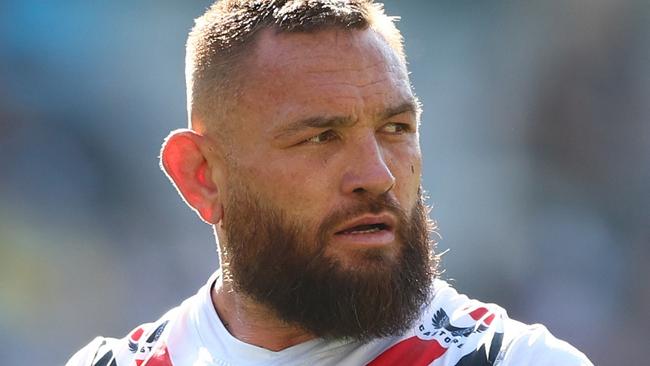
left=142, top=345, right=173, bottom=366
left=468, top=307, right=489, bottom=320
left=367, top=337, right=447, bottom=365
left=130, top=327, right=145, bottom=342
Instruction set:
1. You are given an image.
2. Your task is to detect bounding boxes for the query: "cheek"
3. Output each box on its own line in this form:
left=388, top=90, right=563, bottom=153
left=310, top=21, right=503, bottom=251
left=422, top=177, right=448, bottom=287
left=388, top=140, right=420, bottom=172
left=387, top=143, right=422, bottom=205
left=239, top=152, right=332, bottom=217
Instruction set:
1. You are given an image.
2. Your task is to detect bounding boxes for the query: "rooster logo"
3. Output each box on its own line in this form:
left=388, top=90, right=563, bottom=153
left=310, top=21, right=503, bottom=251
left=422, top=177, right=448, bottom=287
left=369, top=307, right=500, bottom=365
left=431, top=308, right=489, bottom=337
left=128, top=320, right=169, bottom=354
left=418, top=308, right=492, bottom=349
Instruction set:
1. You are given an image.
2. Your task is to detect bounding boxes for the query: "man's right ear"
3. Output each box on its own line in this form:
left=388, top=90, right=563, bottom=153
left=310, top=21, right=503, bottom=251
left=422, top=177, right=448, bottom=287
left=160, top=129, right=224, bottom=224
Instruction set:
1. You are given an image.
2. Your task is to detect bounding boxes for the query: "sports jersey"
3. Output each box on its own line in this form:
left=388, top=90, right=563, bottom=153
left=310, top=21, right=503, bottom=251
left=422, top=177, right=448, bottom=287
left=66, top=271, right=593, bottom=366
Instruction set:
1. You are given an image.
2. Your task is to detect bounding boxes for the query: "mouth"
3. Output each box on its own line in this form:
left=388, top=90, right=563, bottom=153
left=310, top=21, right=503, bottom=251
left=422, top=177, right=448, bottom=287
left=331, top=213, right=397, bottom=247
left=335, top=222, right=391, bottom=235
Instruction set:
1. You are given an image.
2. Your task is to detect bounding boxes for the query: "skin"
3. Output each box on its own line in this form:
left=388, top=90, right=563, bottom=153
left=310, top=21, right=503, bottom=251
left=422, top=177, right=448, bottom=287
left=161, top=27, right=422, bottom=351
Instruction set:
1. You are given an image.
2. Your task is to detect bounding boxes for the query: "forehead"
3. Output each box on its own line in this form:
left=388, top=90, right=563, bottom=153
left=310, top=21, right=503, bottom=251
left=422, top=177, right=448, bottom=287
left=253, top=27, right=403, bottom=77
left=235, top=27, right=414, bottom=129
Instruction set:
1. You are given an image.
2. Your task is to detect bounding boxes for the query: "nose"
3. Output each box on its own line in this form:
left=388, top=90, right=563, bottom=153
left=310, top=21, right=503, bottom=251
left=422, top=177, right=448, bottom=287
left=340, top=135, right=396, bottom=196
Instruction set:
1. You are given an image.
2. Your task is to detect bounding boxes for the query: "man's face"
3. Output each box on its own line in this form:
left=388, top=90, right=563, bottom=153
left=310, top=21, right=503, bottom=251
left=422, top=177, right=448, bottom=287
left=215, top=27, right=435, bottom=339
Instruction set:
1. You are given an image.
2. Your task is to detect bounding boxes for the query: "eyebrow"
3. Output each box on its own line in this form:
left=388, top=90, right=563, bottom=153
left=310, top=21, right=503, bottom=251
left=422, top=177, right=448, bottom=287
left=274, top=99, right=420, bottom=140
left=379, top=100, right=420, bottom=121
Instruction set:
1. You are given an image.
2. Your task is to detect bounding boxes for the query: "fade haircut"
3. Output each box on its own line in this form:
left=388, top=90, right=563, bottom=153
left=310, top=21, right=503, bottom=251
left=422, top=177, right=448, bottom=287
left=185, top=0, right=405, bottom=133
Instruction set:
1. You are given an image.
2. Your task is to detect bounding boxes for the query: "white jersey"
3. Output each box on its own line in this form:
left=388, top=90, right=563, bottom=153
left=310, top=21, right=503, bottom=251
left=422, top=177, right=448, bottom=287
left=66, top=272, right=593, bottom=366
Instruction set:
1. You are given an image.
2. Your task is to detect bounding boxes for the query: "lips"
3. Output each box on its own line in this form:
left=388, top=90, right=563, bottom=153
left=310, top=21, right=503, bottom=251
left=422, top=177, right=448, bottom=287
left=337, top=223, right=389, bottom=234
left=334, top=213, right=396, bottom=236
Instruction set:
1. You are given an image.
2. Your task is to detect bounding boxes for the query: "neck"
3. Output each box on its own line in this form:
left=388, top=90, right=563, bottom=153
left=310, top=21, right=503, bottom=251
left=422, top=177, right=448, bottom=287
left=211, top=274, right=316, bottom=351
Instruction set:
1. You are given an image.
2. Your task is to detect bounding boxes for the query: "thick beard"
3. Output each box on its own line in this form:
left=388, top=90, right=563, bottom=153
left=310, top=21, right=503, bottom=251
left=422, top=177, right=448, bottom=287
left=220, top=184, right=438, bottom=341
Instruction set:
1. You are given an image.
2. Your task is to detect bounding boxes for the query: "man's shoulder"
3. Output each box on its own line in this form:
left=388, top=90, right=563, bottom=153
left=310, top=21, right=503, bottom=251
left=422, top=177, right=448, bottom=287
left=367, top=280, right=592, bottom=366
left=65, top=272, right=220, bottom=366
left=496, top=321, right=592, bottom=366
left=65, top=311, right=176, bottom=366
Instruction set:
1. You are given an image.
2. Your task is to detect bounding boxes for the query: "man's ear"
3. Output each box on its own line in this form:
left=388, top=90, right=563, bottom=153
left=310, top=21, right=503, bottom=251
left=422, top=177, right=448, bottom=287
left=160, top=129, right=223, bottom=224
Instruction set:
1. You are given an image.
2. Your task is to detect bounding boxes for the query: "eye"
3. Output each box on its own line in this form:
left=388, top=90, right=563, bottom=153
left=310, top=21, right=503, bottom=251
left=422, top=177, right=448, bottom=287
left=382, top=122, right=412, bottom=134
left=304, top=130, right=338, bottom=144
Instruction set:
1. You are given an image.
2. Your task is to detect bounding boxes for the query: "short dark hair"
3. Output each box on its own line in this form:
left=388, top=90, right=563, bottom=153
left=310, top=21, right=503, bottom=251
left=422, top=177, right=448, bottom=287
left=185, top=0, right=405, bottom=132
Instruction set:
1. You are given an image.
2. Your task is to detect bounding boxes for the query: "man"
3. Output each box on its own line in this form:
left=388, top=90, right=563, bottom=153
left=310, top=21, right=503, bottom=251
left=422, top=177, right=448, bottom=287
left=67, top=1, right=593, bottom=365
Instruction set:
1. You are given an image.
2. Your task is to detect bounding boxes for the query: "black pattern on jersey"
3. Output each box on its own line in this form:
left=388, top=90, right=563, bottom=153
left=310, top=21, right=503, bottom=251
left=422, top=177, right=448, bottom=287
left=128, top=339, right=138, bottom=353
left=147, top=320, right=169, bottom=343
left=92, top=340, right=117, bottom=366
left=454, top=332, right=504, bottom=366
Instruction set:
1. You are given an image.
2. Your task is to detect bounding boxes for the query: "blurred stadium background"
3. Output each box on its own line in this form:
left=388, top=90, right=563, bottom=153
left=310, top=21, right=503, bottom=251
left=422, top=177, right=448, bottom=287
left=1, top=0, right=648, bottom=364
